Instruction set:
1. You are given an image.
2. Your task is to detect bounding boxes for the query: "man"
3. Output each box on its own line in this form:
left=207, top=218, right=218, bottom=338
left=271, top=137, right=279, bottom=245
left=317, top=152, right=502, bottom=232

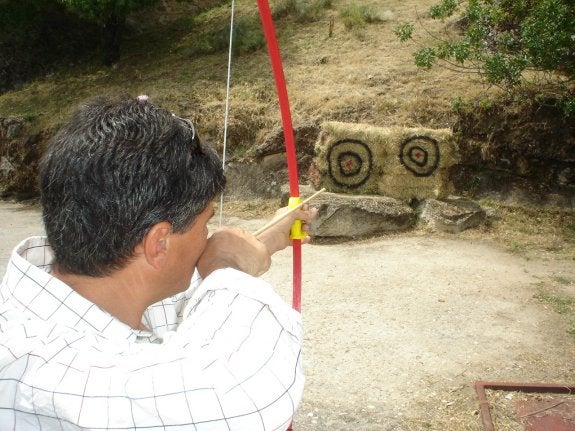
left=0, top=95, right=316, bottom=430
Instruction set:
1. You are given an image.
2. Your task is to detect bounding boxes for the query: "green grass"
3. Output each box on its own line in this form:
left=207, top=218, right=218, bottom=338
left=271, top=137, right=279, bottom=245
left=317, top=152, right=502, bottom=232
left=0, top=0, right=325, bottom=132
left=535, top=291, right=575, bottom=315
left=554, top=276, right=572, bottom=286
left=506, top=240, right=529, bottom=256
left=535, top=287, right=575, bottom=337
left=339, top=4, right=384, bottom=31
left=273, top=0, right=333, bottom=22
left=484, top=204, right=575, bottom=261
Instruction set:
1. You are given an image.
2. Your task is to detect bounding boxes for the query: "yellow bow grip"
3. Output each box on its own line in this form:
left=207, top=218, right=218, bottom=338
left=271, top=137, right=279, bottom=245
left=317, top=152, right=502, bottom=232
left=288, top=196, right=306, bottom=240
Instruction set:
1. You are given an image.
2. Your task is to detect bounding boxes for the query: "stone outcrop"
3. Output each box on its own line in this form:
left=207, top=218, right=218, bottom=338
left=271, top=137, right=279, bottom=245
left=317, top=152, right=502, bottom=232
left=0, top=117, right=46, bottom=198
left=283, top=186, right=416, bottom=239
left=452, top=96, right=575, bottom=208
left=282, top=186, right=486, bottom=240
left=251, top=122, right=320, bottom=177
left=420, top=197, right=486, bottom=233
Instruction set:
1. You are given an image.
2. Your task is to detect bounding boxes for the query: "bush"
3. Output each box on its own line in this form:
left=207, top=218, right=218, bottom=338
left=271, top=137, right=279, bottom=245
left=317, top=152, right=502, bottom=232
left=395, top=0, right=575, bottom=114
left=273, top=0, right=333, bottom=22
left=339, top=4, right=382, bottom=30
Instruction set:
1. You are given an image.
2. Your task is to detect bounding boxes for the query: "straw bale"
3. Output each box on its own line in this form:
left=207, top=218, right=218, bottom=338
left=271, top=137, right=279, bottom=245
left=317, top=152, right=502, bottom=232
left=314, top=121, right=459, bottom=200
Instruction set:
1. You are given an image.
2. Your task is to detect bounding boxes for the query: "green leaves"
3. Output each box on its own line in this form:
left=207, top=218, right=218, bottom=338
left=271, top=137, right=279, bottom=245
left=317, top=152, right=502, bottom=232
left=414, top=47, right=436, bottom=69
left=521, top=0, right=575, bottom=73
left=483, top=53, right=526, bottom=85
left=56, top=0, right=157, bottom=64
left=394, top=23, right=414, bottom=42
left=396, top=0, right=575, bottom=114
left=429, top=0, right=460, bottom=20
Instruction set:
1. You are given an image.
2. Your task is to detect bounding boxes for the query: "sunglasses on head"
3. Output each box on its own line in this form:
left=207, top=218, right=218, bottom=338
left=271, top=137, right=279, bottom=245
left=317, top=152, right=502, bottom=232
left=171, top=113, right=203, bottom=153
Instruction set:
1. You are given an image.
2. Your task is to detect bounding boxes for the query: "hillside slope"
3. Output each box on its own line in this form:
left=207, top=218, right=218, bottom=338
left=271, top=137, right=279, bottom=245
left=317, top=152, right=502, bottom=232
left=0, top=0, right=484, bottom=149
left=3, top=0, right=573, bottom=206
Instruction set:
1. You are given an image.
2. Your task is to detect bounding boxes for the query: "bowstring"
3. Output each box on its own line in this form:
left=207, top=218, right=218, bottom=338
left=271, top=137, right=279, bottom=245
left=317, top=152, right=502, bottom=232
left=219, top=0, right=235, bottom=226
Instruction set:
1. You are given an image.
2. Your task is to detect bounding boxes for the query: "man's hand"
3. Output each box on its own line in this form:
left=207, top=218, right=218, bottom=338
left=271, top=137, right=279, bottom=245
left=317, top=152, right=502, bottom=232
left=196, top=206, right=317, bottom=278
left=256, top=206, right=318, bottom=255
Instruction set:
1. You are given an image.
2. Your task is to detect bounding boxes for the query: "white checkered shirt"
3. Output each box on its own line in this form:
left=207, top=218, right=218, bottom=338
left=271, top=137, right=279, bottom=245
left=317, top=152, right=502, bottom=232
left=0, top=237, right=303, bottom=430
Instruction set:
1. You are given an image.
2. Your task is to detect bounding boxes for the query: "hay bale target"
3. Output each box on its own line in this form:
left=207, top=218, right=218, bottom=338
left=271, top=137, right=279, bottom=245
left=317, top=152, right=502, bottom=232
left=313, top=122, right=459, bottom=201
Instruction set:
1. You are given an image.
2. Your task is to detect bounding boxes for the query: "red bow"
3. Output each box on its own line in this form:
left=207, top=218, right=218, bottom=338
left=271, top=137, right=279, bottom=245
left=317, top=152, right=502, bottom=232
left=256, top=0, right=303, bottom=313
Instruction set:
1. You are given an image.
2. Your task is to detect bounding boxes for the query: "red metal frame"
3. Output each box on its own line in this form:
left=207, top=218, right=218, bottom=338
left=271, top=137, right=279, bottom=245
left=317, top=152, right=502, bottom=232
left=475, top=381, right=575, bottom=431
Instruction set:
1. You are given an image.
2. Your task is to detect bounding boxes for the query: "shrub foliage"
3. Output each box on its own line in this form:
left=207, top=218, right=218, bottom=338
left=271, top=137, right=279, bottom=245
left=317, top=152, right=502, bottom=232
left=395, top=0, right=575, bottom=113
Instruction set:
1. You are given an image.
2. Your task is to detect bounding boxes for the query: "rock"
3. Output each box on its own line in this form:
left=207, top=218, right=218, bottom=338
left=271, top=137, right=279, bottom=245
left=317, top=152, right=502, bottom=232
left=452, top=96, right=575, bottom=208
left=0, top=118, right=46, bottom=197
left=558, top=167, right=575, bottom=187
left=6, top=121, right=23, bottom=140
left=282, top=186, right=415, bottom=239
left=421, top=197, right=486, bottom=233
left=258, top=153, right=287, bottom=172
left=0, top=158, right=15, bottom=174
left=251, top=122, right=320, bottom=173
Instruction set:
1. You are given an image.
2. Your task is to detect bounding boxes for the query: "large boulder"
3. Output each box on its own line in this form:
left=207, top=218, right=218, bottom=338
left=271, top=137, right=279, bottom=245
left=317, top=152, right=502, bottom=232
left=283, top=186, right=416, bottom=239
left=420, top=197, right=486, bottom=233
left=0, top=117, right=47, bottom=198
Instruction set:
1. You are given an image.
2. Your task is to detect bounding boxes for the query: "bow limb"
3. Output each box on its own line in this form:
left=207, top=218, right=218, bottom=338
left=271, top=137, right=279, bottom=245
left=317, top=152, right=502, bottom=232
left=256, top=0, right=302, bottom=312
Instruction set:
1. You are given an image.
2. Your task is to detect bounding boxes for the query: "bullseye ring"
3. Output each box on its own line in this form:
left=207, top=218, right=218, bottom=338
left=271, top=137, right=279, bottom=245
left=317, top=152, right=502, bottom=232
left=327, top=139, right=373, bottom=188
left=399, top=136, right=440, bottom=177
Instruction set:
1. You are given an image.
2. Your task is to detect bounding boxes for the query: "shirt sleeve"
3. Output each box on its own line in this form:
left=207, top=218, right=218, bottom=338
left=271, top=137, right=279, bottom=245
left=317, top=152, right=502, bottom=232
left=6, top=268, right=303, bottom=431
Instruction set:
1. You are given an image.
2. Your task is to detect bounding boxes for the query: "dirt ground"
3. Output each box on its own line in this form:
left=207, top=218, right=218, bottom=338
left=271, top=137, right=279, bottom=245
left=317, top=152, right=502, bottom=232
left=1, top=201, right=574, bottom=431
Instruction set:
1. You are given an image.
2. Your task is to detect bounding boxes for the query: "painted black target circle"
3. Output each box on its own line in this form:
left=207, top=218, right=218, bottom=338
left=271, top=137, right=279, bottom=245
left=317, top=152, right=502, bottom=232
left=338, top=152, right=362, bottom=177
left=399, top=136, right=440, bottom=177
left=327, top=139, right=373, bottom=189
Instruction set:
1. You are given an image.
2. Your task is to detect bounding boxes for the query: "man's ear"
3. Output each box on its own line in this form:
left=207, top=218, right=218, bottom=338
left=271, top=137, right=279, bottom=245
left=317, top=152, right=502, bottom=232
left=140, top=222, right=172, bottom=270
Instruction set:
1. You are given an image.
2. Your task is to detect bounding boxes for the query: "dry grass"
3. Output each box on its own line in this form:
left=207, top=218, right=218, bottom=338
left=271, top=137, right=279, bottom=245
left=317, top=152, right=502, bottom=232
left=216, top=197, right=281, bottom=219
left=463, top=202, right=575, bottom=262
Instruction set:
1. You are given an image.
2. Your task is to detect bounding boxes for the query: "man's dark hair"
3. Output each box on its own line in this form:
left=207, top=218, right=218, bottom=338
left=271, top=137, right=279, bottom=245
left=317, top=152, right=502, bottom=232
left=40, top=95, right=225, bottom=277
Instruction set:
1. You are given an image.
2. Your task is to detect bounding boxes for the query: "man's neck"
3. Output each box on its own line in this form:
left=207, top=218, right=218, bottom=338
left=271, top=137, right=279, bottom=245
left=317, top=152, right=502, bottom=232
left=52, top=267, right=150, bottom=330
